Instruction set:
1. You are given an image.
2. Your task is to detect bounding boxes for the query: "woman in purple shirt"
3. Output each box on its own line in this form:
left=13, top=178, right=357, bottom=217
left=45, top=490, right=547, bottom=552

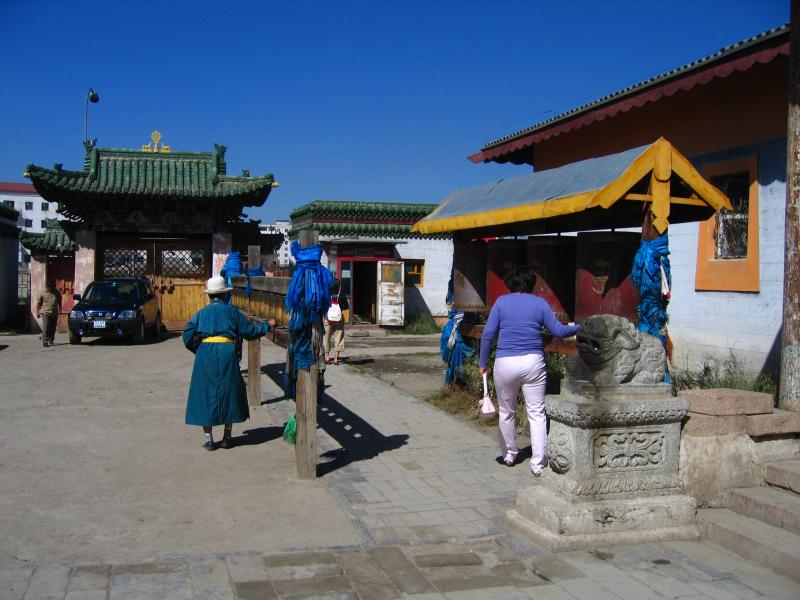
left=480, top=267, right=580, bottom=476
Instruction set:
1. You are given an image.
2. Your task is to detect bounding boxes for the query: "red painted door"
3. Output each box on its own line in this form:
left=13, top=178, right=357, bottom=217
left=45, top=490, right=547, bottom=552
left=485, top=240, right=527, bottom=308
left=47, top=256, right=76, bottom=331
left=574, top=232, right=640, bottom=322
left=527, top=236, right=577, bottom=323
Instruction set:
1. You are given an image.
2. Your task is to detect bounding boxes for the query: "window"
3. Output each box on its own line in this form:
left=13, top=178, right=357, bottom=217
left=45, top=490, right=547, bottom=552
left=41, top=202, right=49, bottom=211
left=24, top=201, right=33, bottom=210
left=41, top=220, right=47, bottom=228
left=24, top=218, right=32, bottom=228
left=696, top=156, right=759, bottom=292
left=404, top=259, right=425, bottom=287
left=2, top=200, right=13, bottom=208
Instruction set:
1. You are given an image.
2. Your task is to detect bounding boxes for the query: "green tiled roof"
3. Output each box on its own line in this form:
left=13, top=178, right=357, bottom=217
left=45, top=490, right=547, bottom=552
left=20, top=219, right=75, bottom=254
left=26, top=140, right=274, bottom=206
left=290, top=200, right=437, bottom=222
left=289, top=222, right=450, bottom=240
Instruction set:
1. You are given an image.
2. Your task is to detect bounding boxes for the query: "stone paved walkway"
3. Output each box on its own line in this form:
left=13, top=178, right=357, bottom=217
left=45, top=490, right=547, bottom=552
left=3, top=337, right=800, bottom=599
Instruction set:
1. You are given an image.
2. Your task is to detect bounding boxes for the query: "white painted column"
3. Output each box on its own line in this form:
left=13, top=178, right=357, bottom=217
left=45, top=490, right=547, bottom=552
left=212, top=232, right=232, bottom=277
left=29, top=254, right=46, bottom=333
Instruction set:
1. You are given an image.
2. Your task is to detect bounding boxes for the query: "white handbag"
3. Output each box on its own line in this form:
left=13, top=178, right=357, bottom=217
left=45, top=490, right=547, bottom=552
left=479, top=373, right=497, bottom=418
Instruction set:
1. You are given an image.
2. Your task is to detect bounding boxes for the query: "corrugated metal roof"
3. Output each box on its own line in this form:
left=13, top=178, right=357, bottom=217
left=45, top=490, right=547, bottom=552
left=432, top=144, right=648, bottom=221
left=481, top=24, right=789, bottom=151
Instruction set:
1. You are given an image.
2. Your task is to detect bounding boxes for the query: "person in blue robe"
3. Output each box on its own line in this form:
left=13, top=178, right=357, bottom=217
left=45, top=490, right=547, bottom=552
left=183, top=275, right=275, bottom=450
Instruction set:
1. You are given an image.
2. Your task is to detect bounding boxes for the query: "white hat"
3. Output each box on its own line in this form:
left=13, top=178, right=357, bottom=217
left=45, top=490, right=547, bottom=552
left=204, top=275, right=233, bottom=295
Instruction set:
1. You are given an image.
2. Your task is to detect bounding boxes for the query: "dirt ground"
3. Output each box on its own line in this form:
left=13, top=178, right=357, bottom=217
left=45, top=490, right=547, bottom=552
left=0, top=333, right=362, bottom=567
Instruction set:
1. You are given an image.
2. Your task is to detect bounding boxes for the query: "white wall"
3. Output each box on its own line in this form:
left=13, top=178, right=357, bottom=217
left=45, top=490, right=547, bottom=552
left=395, top=238, right=453, bottom=318
left=667, top=138, right=785, bottom=377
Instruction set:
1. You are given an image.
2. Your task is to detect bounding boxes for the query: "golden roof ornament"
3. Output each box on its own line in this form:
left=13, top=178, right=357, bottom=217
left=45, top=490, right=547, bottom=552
left=141, top=130, right=171, bottom=153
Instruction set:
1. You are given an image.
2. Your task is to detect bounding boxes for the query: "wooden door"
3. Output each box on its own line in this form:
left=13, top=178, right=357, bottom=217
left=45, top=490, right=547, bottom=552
left=376, top=260, right=404, bottom=326
left=47, top=256, right=75, bottom=331
left=154, top=241, right=209, bottom=328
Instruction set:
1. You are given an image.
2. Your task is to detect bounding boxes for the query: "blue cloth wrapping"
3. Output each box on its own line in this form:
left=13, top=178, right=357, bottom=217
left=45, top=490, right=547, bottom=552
left=631, top=233, right=671, bottom=382
left=441, top=310, right=474, bottom=385
left=220, top=252, right=243, bottom=304
left=245, top=266, right=265, bottom=298
left=221, top=251, right=243, bottom=285
left=284, top=241, right=334, bottom=396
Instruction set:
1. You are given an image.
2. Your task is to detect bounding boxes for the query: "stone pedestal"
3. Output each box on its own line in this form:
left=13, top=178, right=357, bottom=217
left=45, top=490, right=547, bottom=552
left=507, top=384, right=698, bottom=550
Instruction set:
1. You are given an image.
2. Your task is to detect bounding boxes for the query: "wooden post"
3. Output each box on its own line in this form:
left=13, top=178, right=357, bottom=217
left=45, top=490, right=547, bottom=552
left=295, top=229, right=319, bottom=479
left=781, top=0, right=800, bottom=412
left=247, top=335, right=262, bottom=407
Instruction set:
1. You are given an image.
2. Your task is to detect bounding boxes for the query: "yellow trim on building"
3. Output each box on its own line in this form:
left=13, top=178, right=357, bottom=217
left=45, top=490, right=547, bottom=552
left=411, top=138, right=732, bottom=235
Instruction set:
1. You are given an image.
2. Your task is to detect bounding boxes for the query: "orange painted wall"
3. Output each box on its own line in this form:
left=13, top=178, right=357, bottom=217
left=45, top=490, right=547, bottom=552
left=531, top=56, right=788, bottom=170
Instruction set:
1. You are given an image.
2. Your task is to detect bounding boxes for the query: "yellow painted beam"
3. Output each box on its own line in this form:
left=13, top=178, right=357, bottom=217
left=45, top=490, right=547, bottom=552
left=670, top=147, right=733, bottom=211
left=651, top=171, right=671, bottom=234
left=590, top=142, right=657, bottom=209
left=624, top=193, right=708, bottom=207
left=654, top=137, right=672, bottom=182
left=411, top=191, right=594, bottom=234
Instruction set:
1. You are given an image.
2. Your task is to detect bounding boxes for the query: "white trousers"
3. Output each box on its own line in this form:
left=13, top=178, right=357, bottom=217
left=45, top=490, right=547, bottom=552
left=493, top=353, right=548, bottom=471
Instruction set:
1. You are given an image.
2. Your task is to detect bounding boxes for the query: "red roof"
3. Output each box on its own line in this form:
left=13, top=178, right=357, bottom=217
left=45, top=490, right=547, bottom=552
left=469, top=26, right=789, bottom=165
left=0, top=181, right=37, bottom=194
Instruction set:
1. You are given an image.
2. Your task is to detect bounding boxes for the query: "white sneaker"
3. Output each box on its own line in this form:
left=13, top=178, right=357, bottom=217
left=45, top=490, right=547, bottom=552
left=531, top=468, right=543, bottom=477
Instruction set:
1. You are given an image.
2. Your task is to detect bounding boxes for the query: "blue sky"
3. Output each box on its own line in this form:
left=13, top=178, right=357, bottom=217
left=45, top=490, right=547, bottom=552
left=0, top=0, right=789, bottom=223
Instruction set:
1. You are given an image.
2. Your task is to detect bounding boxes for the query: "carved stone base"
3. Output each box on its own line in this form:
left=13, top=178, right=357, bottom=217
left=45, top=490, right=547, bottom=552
left=544, top=391, right=689, bottom=500
left=508, top=484, right=698, bottom=551
left=507, top=387, right=696, bottom=550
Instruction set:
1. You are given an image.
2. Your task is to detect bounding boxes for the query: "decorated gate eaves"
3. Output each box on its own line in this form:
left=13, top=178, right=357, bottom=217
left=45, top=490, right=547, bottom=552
left=412, top=138, right=732, bottom=237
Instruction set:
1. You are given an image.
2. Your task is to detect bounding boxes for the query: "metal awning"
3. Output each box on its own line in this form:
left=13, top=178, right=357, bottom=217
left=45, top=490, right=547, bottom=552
left=412, top=138, right=731, bottom=237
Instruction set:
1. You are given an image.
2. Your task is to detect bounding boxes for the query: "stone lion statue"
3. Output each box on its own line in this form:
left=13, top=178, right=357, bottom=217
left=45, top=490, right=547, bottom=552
left=565, top=314, right=666, bottom=386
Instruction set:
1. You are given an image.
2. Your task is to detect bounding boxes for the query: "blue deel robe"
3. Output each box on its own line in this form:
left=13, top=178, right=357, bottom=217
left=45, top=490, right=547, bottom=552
left=183, top=299, right=270, bottom=426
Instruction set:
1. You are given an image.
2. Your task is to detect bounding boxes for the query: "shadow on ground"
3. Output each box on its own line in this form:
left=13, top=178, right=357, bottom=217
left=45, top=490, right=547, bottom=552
left=79, top=331, right=183, bottom=346
left=260, top=361, right=408, bottom=477
left=229, top=426, right=284, bottom=447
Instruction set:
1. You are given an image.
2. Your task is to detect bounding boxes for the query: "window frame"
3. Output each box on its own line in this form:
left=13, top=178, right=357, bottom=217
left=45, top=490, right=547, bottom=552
left=404, top=259, right=425, bottom=287
left=24, top=201, right=33, bottom=211
left=695, top=156, right=759, bottom=292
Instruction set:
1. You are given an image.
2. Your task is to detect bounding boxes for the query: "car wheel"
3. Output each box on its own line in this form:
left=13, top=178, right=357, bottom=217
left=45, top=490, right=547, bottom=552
left=132, top=318, right=145, bottom=344
left=148, top=313, right=162, bottom=339
left=69, top=332, right=82, bottom=345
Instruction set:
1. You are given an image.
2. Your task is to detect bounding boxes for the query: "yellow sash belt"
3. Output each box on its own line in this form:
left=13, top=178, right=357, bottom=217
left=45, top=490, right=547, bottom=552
left=203, top=336, right=234, bottom=343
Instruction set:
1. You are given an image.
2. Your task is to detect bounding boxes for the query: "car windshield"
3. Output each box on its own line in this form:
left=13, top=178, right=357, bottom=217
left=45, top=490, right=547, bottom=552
left=84, top=281, right=139, bottom=302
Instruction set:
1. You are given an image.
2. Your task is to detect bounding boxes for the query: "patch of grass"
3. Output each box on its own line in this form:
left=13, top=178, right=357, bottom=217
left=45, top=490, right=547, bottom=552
left=393, top=314, right=443, bottom=335
left=426, top=351, right=568, bottom=429
left=671, top=349, right=777, bottom=397
left=426, top=385, right=497, bottom=428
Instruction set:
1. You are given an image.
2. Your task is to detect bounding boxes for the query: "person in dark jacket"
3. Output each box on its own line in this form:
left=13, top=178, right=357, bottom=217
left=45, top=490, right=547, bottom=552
left=183, top=275, right=275, bottom=450
left=36, top=280, right=62, bottom=347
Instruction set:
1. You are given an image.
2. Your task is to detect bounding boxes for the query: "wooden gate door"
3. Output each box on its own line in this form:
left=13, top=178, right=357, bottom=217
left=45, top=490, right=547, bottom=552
left=154, top=241, right=209, bottom=328
left=99, top=238, right=211, bottom=330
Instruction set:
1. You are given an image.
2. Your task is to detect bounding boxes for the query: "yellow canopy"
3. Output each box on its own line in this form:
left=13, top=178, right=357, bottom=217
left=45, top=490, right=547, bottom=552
left=413, top=138, right=731, bottom=236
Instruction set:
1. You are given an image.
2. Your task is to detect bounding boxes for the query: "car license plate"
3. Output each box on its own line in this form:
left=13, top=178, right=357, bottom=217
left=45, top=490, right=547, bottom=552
left=93, top=320, right=107, bottom=329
